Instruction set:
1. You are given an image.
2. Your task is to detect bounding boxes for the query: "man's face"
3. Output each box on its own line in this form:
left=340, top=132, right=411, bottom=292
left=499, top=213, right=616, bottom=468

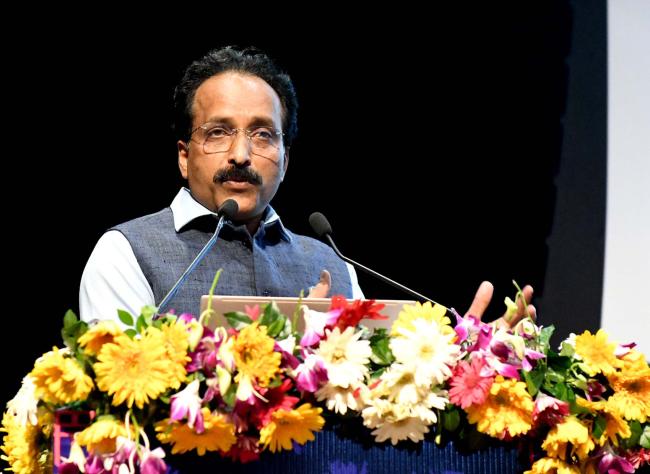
left=178, top=72, right=288, bottom=221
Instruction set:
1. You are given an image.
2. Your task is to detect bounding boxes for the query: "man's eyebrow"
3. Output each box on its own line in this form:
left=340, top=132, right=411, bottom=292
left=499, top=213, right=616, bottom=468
left=203, top=116, right=278, bottom=127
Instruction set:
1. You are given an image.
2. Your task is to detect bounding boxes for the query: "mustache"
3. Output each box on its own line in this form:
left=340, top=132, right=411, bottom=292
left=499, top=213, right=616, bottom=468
left=214, top=167, right=263, bottom=185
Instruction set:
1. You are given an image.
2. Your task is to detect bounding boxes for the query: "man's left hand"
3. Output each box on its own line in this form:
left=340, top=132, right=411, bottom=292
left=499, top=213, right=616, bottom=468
left=465, top=281, right=537, bottom=329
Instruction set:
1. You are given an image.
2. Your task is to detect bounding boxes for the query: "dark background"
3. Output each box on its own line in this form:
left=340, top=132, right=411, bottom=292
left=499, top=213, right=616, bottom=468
left=2, top=0, right=606, bottom=412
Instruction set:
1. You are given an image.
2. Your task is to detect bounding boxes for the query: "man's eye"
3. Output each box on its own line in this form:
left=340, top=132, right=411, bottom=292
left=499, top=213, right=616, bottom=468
left=206, top=127, right=229, bottom=138
left=250, top=128, right=274, bottom=140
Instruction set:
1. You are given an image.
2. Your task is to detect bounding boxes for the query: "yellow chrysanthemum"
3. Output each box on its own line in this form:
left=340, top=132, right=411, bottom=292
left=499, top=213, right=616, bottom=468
left=74, top=416, right=129, bottom=455
left=30, top=347, right=94, bottom=405
left=157, top=322, right=191, bottom=390
left=391, top=302, right=453, bottom=337
left=619, top=349, right=649, bottom=373
left=259, top=403, right=325, bottom=453
left=542, top=416, right=595, bottom=461
left=466, top=375, right=533, bottom=439
left=78, top=320, right=123, bottom=356
left=574, top=329, right=622, bottom=376
left=233, top=322, right=281, bottom=388
left=607, top=365, right=650, bottom=422
left=155, top=408, right=236, bottom=455
left=0, top=410, right=49, bottom=474
left=94, top=331, right=174, bottom=408
left=524, top=456, right=581, bottom=474
left=576, top=397, right=631, bottom=446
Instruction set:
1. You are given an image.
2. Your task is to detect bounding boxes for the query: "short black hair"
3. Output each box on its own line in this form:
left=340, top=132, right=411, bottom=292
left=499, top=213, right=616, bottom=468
left=173, top=46, right=298, bottom=147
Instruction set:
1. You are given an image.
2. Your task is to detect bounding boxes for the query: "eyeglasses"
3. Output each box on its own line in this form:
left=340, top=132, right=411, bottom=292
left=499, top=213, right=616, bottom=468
left=189, top=122, right=284, bottom=159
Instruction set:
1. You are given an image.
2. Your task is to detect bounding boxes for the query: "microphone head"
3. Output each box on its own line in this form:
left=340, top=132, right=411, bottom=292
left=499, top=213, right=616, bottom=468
left=218, top=199, right=239, bottom=219
left=309, top=212, right=333, bottom=238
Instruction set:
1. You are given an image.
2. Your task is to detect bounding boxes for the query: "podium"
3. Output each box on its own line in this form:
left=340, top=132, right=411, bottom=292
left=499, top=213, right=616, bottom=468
left=164, top=423, right=525, bottom=474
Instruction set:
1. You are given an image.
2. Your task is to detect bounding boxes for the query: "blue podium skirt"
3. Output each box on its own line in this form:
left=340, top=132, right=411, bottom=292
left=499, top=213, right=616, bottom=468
left=165, top=422, right=525, bottom=474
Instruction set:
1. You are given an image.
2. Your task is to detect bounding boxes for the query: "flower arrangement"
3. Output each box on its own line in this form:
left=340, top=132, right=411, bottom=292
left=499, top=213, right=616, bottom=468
left=2, top=280, right=649, bottom=473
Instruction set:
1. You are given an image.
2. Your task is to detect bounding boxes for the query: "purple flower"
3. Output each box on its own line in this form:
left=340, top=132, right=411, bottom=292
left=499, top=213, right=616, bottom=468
left=598, top=451, right=635, bottom=473
left=301, top=307, right=341, bottom=347
left=140, top=447, right=167, bottom=474
left=170, top=380, right=204, bottom=433
left=295, top=353, right=328, bottom=392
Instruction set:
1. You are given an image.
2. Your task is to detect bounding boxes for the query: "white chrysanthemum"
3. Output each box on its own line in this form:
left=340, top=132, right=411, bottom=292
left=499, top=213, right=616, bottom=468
left=316, top=382, right=368, bottom=415
left=422, top=390, right=449, bottom=411
left=316, top=327, right=371, bottom=388
left=390, top=318, right=460, bottom=387
left=5, top=376, right=39, bottom=426
left=361, top=397, right=394, bottom=429
left=378, top=363, right=423, bottom=405
left=371, top=415, right=430, bottom=445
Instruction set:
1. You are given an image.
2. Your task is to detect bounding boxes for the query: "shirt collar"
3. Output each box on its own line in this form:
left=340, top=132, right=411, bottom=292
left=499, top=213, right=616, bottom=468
left=170, top=188, right=292, bottom=242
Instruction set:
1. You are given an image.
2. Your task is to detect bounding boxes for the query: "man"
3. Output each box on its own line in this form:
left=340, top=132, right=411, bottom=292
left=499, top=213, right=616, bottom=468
left=80, top=46, right=535, bottom=326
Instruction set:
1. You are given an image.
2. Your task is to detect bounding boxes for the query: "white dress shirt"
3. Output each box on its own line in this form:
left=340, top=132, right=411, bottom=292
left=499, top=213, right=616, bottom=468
left=79, top=188, right=364, bottom=322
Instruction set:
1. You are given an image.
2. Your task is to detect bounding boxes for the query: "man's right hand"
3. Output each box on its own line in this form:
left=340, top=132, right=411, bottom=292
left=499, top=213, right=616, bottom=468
left=307, top=269, right=331, bottom=298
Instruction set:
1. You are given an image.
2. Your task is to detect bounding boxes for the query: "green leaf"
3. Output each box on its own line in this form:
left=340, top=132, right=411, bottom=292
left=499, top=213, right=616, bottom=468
left=136, top=315, right=147, bottom=334
left=592, top=415, right=607, bottom=440
left=63, top=310, right=78, bottom=330
left=266, top=315, right=287, bottom=338
left=559, top=340, right=575, bottom=357
left=124, top=329, right=137, bottom=339
left=277, top=317, right=294, bottom=341
left=369, top=329, right=394, bottom=366
left=442, top=408, right=460, bottom=432
left=538, top=325, right=555, bottom=353
left=118, top=310, right=134, bottom=327
left=523, top=366, right=545, bottom=396
left=640, top=425, right=650, bottom=449
left=61, top=320, right=88, bottom=352
left=257, top=302, right=287, bottom=337
left=547, top=382, right=570, bottom=401
left=140, top=305, right=157, bottom=321
left=622, top=420, right=643, bottom=449
left=547, top=354, right=572, bottom=372
left=224, top=311, right=253, bottom=330
left=223, top=384, right=237, bottom=408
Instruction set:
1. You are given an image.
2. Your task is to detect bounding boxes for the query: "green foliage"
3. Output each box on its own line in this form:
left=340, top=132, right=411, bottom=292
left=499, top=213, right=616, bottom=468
left=61, top=310, right=88, bottom=352
left=369, top=329, right=394, bottom=366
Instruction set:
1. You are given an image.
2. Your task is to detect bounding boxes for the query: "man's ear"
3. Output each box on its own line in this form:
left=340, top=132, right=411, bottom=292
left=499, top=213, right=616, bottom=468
left=178, top=140, right=189, bottom=179
left=280, top=148, right=290, bottom=182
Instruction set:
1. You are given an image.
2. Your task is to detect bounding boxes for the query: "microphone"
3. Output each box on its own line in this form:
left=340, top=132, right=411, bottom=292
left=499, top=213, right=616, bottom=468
left=309, top=212, right=444, bottom=307
left=157, top=199, right=239, bottom=315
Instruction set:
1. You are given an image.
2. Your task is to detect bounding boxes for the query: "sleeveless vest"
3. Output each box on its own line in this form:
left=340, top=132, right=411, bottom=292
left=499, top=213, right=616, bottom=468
left=111, top=208, right=352, bottom=317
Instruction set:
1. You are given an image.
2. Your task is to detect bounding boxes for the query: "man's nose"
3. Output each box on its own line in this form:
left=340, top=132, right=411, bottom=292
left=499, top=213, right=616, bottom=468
left=227, top=130, right=252, bottom=166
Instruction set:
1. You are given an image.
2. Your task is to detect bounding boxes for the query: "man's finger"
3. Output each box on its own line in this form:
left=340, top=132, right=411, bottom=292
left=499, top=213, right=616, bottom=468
left=465, top=281, right=494, bottom=319
left=307, top=269, right=331, bottom=298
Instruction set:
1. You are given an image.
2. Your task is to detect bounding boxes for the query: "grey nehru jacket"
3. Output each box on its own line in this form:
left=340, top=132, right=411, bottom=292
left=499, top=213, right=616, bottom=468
left=111, top=207, right=352, bottom=317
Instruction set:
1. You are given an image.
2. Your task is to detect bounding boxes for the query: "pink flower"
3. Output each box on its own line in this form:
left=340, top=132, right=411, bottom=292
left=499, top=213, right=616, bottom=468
left=599, top=451, right=635, bottom=473
left=448, top=357, right=493, bottom=408
left=140, top=447, right=167, bottom=474
left=626, top=448, right=650, bottom=469
left=301, top=307, right=341, bottom=347
left=532, top=393, right=569, bottom=427
left=295, top=353, right=328, bottom=392
left=170, top=379, right=204, bottom=433
left=244, top=304, right=261, bottom=321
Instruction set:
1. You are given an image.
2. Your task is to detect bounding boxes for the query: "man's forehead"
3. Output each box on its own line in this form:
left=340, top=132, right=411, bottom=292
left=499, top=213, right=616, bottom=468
left=192, top=72, right=283, bottom=125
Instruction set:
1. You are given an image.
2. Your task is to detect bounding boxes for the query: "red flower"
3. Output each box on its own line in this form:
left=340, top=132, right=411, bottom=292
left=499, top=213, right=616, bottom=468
left=330, top=296, right=387, bottom=331
left=241, top=379, right=299, bottom=429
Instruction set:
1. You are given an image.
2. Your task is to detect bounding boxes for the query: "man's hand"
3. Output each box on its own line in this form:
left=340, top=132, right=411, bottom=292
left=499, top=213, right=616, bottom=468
left=465, top=281, right=536, bottom=329
left=307, top=270, right=331, bottom=298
